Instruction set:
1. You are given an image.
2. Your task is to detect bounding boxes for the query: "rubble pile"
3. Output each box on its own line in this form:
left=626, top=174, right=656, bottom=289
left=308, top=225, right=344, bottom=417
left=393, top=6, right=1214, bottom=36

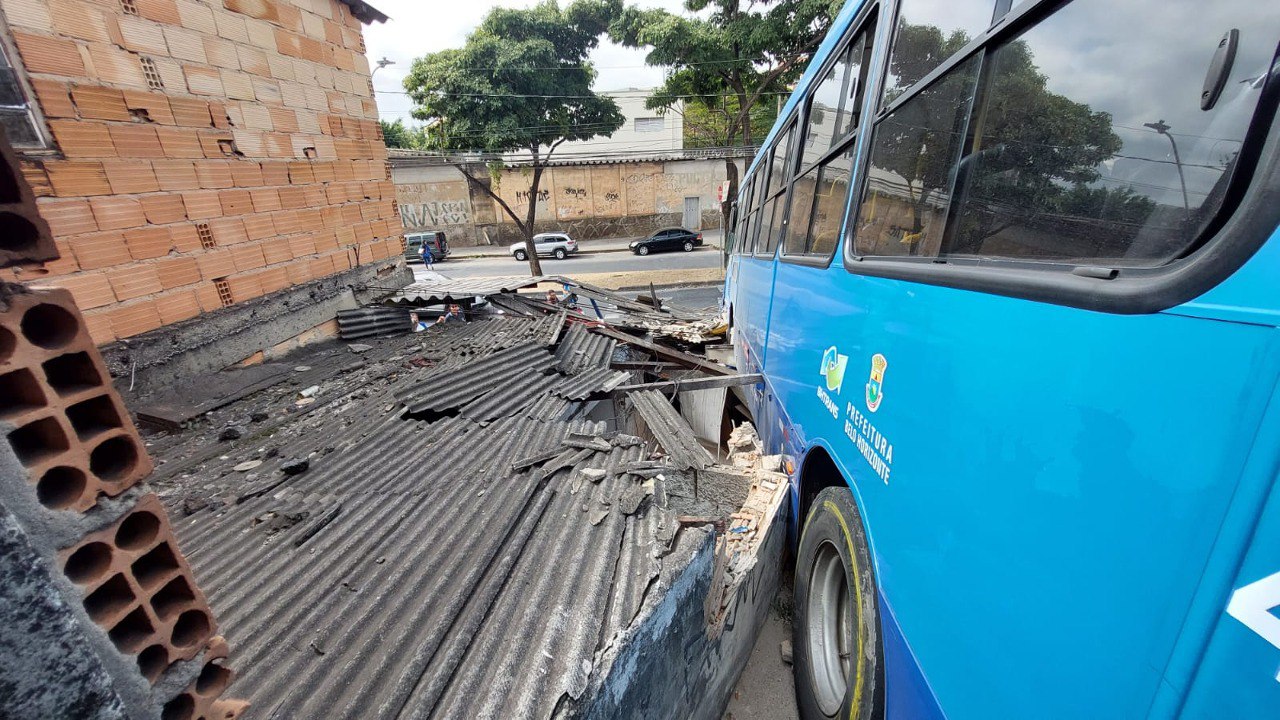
left=133, top=286, right=773, bottom=720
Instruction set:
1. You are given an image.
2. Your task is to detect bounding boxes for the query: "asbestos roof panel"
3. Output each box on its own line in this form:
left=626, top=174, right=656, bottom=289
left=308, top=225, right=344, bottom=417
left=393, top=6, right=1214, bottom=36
left=629, top=389, right=717, bottom=470
left=552, top=366, right=630, bottom=401
left=390, top=276, right=552, bottom=305
left=337, top=306, right=411, bottom=339
left=413, top=314, right=565, bottom=360
left=554, top=322, right=616, bottom=374
left=460, top=371, right=562, bottom=425
left=394, top=343, right=557, bottom=415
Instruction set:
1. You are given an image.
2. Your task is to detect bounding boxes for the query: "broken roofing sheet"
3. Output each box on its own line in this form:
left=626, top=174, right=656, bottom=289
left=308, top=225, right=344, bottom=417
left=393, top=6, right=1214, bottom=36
left=146, top=302, right=762, bottom=719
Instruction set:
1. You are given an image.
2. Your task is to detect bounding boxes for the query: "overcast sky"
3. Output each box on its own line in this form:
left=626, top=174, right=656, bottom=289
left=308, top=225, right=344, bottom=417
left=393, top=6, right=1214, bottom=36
left=364, top=0, right=690, bottom=127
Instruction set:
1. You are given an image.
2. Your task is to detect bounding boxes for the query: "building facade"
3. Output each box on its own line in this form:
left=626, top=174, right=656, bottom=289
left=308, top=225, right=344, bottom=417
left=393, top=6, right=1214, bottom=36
left=0, top=0, right=406, bottom=379
left=393, top=156, right=743, bottom=246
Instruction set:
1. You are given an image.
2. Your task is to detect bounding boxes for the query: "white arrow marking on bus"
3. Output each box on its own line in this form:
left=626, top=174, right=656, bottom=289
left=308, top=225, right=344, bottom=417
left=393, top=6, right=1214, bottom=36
left=1226, top=570, right=1280, bottom=682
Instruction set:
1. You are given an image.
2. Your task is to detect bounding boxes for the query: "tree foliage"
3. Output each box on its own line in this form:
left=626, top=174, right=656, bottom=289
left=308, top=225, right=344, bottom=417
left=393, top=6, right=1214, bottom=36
left=610, top=0, right=842, bottom=224
left=378, top=119, right=428, bottom=149
left=402, top=0, right=625, bottom=275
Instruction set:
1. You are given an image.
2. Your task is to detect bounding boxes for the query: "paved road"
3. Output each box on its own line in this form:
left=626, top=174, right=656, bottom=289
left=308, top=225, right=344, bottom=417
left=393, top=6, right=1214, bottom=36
left=418, top=245, right=724, bottom=280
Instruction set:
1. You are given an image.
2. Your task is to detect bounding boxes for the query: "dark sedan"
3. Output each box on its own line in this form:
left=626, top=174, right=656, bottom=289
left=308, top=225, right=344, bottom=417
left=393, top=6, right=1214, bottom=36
left=629, top=227, right=704, bottom=256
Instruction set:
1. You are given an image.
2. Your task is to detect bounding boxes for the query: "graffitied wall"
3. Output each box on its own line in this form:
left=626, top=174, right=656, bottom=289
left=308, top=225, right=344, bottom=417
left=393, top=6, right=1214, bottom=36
left=391, top=159, right=741, bottom=246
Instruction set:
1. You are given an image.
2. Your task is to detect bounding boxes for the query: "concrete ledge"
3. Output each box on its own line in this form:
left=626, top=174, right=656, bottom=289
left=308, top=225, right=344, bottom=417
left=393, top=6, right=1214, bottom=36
left=102, top=259, right=413, bottom=394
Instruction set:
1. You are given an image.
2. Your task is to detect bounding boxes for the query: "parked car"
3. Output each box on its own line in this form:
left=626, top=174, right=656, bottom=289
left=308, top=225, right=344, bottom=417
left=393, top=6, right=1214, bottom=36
left=510, top=233, right=579, bottom=261
left=405, top=231, right=449, bottom=263
left=629, top=227, right=703, bottom=256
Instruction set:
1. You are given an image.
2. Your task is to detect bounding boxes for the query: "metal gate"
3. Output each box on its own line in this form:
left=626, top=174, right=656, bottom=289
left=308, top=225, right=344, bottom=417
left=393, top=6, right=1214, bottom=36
left=683, top=197, right=700, bottom=229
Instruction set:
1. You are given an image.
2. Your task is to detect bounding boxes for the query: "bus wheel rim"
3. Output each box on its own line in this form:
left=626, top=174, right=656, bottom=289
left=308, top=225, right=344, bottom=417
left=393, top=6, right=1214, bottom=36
left=809, top=541, right=852, bottom=715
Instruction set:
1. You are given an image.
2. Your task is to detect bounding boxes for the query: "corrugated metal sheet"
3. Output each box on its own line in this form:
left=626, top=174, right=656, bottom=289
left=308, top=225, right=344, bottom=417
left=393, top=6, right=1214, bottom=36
left=554, top=322, right=616, bottom=374
left=337, top=306, right=412, bottom=339
left=394, top=343, right=557, bottom=415
left=629, top=389, right=716, bottom=470
left=390, top=276, right=552, bottom=305
left=552, top=366, right=630, bottom=401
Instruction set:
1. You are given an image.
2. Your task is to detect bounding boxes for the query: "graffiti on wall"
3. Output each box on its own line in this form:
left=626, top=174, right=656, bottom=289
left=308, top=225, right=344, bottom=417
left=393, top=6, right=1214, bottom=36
left=563, top=187, right=588, bottom=199
left=516, top=189, right=550, bottom=203
left=400, top=200, right=471, bottom=229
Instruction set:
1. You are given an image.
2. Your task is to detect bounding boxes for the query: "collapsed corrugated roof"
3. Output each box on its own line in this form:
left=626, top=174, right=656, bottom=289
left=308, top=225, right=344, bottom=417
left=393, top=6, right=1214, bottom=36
left=148, top=296, right=744, bottom=720
left=389, top=276, right=552, bottom=305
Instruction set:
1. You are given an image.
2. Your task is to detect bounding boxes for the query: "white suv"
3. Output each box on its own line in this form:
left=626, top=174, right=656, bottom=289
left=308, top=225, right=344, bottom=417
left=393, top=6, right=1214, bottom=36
left=510, top=233, right=579, bottom=261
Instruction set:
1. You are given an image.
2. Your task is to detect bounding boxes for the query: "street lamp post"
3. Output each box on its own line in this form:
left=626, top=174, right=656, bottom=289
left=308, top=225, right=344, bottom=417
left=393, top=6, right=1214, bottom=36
left=372, top=57, right=395, bottom=76
left=1143, top=119, right=1191, bottom=219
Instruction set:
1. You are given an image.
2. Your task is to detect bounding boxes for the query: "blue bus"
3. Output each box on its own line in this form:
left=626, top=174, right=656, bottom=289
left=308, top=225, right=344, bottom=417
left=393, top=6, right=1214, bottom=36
left=723, top=0, right=1280, bottom=717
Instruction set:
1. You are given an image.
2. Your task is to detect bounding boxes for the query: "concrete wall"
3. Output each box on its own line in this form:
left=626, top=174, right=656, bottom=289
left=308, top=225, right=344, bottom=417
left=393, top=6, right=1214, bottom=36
left=393, top=158, right=740, bottom=246
left=0, top=0, right=405, bottom=346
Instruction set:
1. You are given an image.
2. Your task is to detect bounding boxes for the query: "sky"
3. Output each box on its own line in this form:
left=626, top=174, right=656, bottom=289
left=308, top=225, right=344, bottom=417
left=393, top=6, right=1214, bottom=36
left=363, top=0, right=690, bottom=127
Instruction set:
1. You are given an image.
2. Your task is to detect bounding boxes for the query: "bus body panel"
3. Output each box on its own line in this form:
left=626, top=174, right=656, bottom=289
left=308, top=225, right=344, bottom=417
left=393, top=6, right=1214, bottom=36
left=755, top=253, right=1280, bottom=718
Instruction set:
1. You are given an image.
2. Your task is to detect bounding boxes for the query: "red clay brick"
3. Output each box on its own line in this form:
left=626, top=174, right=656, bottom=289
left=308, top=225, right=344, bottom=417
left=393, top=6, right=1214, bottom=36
left=38, top=199, right=98, bottom=236
left=168, top=97, right=212, bottom=127
left=155, top=126, right=204, bottom=158
left=277, top=185, right=306, bottom=209
left=224, top=272, right=262, bottom=302
left=108, top=263, right=163, bottom=300
left=260, top=237, right=290, bottom=264
left=156, top=288, right=201, bottom=324
left=263, top=133, right=292, bottom=158
left=151, top=160, right=200, bottom=190
left=68, top=230, right=131, bottom=270
left=50, top=121, right=115, bottom=158
left=230, top=243, right=265, bottom=271
left=68, top=85, right=129, bottom=121
left=218, top=188, right=253, bottom=215
left=307, top=255, right=334, bottom=278
left=123, top=225, right=172, bottom=260
left=46, top=272, right=116, bottom=309
left=208, top=102, right=232, bottom=129
left=169, top=223, right=200, bottom=252
left=85, top=43, right=146, bottom=86
left=108, top=124, right=165, bottom=159
left=181, top=190, right=222, bottom=219
left=256, top=265, right=288, bottom=293
left=135, top=0, right=180, bottom=24
left=286, top=232, right=315, bottom=258
left=224, top=0, right=278, bottom=22
left=31, top=79, right=76, bottom=118
left=82, top=309, right=116, bottom=344
left=122, top=90, right=176, bottom=125
left=229, top=161, right=263, bottom=187
left=102, top=160, right=161, bottom=195
left=284, top=259, right=312, bottom=284
left=195, top=160, right=234, bottom=189
left=89, top=196, right=146, bottom=231
left=302, top=186, right=326, bottom=208
left=266, top=107, right=298, bottom=134
left=259, top=162, right=288, bottom=186
left=296, top=207, right=321, bottom=229
left=271, top=209, right=300, bottom=235
left=183, top=64, right=224, bottom=96
left=109, top=299, right=163, bottom=337
left=45, top=161, right=112, bottom=197
left=155, top=255, right=200, bottom=289
left=13, top=32, right=85, bottom=75
left=196, top=250, right=234, bottom=280
left=249, top=188, right=280, bottom=213
left=240, top=213, right=275, bottom=240
left=324, top=184, right=347, bottom=205
left=198, top=130, right=236, bottom=158
left=286, top=161, right=314, bottom=184
left=207, top=216, right=247, bottom=245
left=140, top=194, right=187, bottom=224
left=316, top=229, right=340, bottom=252
left=193, top=281, right=222, bottom=312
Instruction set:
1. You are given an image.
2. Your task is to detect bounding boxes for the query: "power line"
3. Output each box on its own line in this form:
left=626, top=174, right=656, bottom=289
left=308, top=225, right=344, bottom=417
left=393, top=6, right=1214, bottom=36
left=376, top=89, right=795, bottom=100
left=410, top=53, right=811, bottom=73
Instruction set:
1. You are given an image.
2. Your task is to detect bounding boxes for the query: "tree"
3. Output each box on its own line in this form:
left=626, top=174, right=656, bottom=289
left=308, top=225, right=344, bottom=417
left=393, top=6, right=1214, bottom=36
left=610, top=0, right=842, bottom=230
left=378, top=119, right=428, bottom=149
left=403, top=1, right=625, bottom=275
left=680, top=97, right=777, bottom=150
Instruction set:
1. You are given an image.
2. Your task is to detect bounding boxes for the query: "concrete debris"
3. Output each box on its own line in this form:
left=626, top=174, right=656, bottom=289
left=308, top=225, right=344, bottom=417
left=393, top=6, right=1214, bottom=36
left=299, top=385, right=320, bottom=398
left=220, top=425, right=246, bottom=441
left=347, top=343, right=373, bottom=353
left=564, top=433, right=612, bottom=452
left=780, top=639, right=794, bottom=666
left=233, top=460, right=263, bottom=472
left=580, top=468, right=607, bottom=483
left=250, top=410, right=270, bottom=422
left=280, top=458, right=309, bottom=475
left=618, top=480, right=654, bottom=515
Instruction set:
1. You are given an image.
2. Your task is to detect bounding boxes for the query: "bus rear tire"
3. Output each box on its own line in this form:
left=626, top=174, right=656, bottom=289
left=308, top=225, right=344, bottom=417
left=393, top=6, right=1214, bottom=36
left=794, top=486, right=879, bottom=720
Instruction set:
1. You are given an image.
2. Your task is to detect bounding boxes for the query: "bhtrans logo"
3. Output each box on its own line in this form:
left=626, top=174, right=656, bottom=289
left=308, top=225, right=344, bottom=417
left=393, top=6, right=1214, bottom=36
left=820, top=346, right=848, bottom=394
left=865, top=353, right=888, bottom=413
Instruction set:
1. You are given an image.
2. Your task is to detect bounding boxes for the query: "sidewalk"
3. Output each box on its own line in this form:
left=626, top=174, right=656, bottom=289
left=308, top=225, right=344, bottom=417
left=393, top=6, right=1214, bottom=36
left=448, top=229, right=724, bottom=259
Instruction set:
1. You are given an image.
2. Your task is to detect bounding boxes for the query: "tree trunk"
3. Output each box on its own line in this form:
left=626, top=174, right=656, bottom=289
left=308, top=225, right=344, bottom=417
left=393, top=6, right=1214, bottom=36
left=522, top=163, right=544, bottom=276
left=721, top=157, right=738, bottom=253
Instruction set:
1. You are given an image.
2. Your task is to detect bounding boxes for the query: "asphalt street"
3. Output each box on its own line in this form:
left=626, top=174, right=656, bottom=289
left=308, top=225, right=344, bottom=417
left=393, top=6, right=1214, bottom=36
left=419, top=245, right=724, bottom=279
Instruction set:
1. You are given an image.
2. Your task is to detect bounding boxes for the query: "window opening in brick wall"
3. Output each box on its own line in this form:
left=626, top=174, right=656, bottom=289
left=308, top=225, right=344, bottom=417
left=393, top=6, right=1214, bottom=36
left=119, top=0, right=139, bottom=15
left=196, top=223, right=215, bottom=249
left=0, top=43, right=47, bottom=148
left=634, top=117, right=666, bottom=133
left=213, top=279, right=233, bottom=307
left=140, top=57, right=163, bottom=90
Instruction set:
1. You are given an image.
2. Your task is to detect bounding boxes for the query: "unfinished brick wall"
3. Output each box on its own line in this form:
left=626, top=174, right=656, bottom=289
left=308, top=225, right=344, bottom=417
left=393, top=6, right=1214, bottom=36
left=1, top=283, right=245, bottom=718
left=0, top=0, right=404, bottom=345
